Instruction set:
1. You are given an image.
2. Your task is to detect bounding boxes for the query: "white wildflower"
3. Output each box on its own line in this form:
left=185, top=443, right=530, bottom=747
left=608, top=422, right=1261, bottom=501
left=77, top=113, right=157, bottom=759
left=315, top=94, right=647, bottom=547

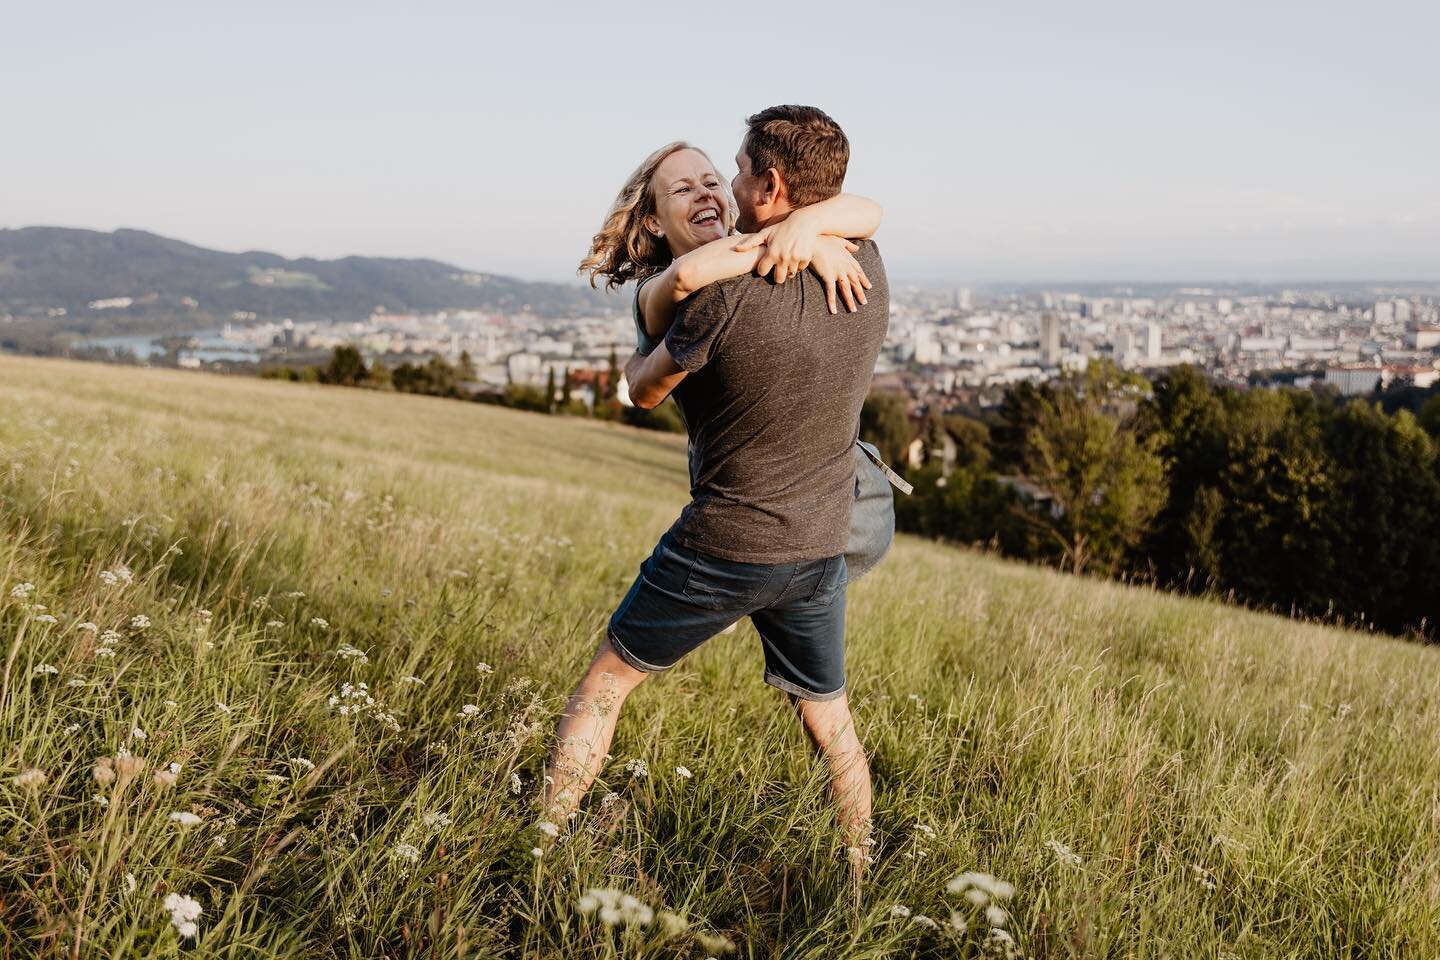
left=34, top=664, right=59, bottom=675
left=77, top=622, right=98, bottom=632
left=10, top=582, right=36, bottom=599
left=309, top=617, right=329, bottom=629
left=391, top=842, right=420, bottom=864
left=1045, top=838, right=1082, bottom=865
left=458, top=703, right=480, bottom=717
left=624, top=758, right=649, bottom=779
left=67, top=678, right=88, bottom=687
left=509, top=772, right=522, bottom=795
left=130, top=727, right=147, bottom=741
left=985, top=905, right=1008, bottom=927
left=399, top=675, right=425, bottom=685
left=890, top=904, right=912, bottom=918
left=290, top=757, right=315, bottom=772
left=12, top=768, right=46, bottom=789
left=265, top=620, right=285, bottom=629
left=33, top=614, right=58, bottom=624
left=422, top=812, right=451, bottom=831
left=162, top=892, right=202, bottom=940
left=475, top=662, right=494, bottom=674
left=535, top=820, right=560, bottom=838
left=163, top=699, right=178, bottom=709
left=169, top=811, right=202, bottom=826
left=530, top=846, right=544, bottom=858
left=335, top=643, right=369, bottom=664
left=215, top=701, right=231, bottom=714
left=674, top=765, right=693, bottom=779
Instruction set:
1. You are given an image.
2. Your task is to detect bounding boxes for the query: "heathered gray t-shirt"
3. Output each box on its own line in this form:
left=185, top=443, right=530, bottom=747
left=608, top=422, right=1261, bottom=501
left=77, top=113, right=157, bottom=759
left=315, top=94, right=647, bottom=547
left=662, top=239, right=889, bottom=564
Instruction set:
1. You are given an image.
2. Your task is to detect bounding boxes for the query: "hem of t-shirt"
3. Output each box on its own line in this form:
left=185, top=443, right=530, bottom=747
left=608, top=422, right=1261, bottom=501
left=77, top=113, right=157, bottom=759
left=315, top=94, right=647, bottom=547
left=667, top=527, right=844, bottom=566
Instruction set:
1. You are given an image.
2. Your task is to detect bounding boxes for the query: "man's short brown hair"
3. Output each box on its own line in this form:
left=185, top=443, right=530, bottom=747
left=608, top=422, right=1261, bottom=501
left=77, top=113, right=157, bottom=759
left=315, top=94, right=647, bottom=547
left=742, top=105, right=849, bottom=208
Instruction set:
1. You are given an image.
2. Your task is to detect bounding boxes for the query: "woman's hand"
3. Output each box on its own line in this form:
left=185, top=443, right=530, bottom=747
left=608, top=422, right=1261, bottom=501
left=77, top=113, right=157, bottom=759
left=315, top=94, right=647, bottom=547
left=807, top=236, right=871, bottom=314
left=734, top=214, right=822, bottom=284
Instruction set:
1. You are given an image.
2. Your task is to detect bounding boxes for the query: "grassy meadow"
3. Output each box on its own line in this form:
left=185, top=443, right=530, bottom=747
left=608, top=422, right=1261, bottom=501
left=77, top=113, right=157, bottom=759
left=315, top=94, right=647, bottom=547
left=2, top=354, right=1438, bottom=959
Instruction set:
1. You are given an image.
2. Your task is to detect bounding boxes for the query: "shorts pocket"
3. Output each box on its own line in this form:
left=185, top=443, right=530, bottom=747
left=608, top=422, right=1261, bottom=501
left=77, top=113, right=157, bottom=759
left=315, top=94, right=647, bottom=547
left=806, top=555, right=849, bottom=606
left=682, top=552, right=771, bottom=611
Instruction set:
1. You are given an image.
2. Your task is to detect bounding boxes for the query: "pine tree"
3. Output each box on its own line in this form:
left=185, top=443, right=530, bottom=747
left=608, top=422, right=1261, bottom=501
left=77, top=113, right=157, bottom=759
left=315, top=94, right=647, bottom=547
left=560, top=366, right=572, bottom=407
left=605, top=347, right=620, bottom=402
left=545, top=367, right=557, bottom=413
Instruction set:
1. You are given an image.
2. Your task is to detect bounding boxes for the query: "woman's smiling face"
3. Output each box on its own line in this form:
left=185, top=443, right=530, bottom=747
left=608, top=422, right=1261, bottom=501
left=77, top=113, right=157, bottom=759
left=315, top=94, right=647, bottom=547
left=646, top=149, right=729, bottom=256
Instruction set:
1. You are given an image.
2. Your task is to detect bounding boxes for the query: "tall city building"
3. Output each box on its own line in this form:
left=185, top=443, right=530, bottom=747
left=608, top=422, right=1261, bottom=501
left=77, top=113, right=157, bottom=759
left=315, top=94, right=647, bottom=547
left=1145, top=322, right=1162, bottom=361
left=1041, top=313, right=1061, bottom=366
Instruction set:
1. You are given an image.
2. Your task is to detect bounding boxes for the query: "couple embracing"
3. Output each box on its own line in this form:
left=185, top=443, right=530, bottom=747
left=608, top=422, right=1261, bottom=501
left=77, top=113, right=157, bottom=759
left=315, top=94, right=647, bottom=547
left=542, top=105, right=900, bottom=875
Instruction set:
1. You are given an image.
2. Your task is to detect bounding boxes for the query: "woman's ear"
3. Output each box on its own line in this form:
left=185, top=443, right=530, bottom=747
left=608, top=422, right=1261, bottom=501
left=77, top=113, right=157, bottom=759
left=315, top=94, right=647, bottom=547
left=643, top=214, right=664, bottom=239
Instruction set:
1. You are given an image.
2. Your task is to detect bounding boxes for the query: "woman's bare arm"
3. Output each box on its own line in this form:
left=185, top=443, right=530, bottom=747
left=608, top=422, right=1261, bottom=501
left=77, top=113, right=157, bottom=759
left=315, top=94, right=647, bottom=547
left=637, top=235, right=763, bottom=339
left=739, top=194, right=884, bottom=283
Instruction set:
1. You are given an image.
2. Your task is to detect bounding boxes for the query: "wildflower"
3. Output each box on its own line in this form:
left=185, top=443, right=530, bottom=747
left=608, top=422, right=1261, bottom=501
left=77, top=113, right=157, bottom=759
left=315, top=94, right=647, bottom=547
left=624, top=758, right=649, bottom=779
left=130, top=727, right=147, bottom=741
left=265, top=620, right=285, bottom=629
left=310, top=617, right=329, bottom=629
left=129, top=614, right=151, bottom=630
left=399, top=675, right=425, bottom=685
left=947, top=911, right=968, bottom=933
left=95, top=647, right=117, bottom=659
left=34, top=664, right=59, bottom=675
left=290, top=757, right=315, bottom=772
left=113, top=755, right=144, bottom=779
left=212, top=835, right=227, bottom=848
left=458, top=704, right=480, bottom=717
left=169, top=811, right=202, bottom=826
left=335, top=643, right=369, bottom=664
left=94, top=794, right=111, bottom=807
left=67, top=677, right=88, bottom=687
left=1192, top=865, right=1216, bottom=891
left=215, top=701, right=231, bottom=714
left=536, top=820, right=560, bottom=838
left=1045, top=838, right=1082, bottom=865
left=93, top=760, right=116, bottom=786
left=985, top=905, right=1008, bottom=927
left=12, top=768, right=46, bottom=789
left=64, top=723, right=81, bottom=733
left=674, top=766, right=693, bottom=780
left=509, top=772, right=522, bottom=795
left=890, top=905, right=912, bottom=918
left=264, top=773, right=288, bottom=784
left=162, top=892, right=202, bottom=939
left=423, top=812, right=451, bottom=831
left=163, top=699, right=178, bottom=709
left=99, top=629, right=122, bottom=645
left=33, top=614, right=58, bottom=624
left=475, top=662, right=494, bottom=674
left=912, top=914, right=939, bottom=929
left=947, top=871, right=1016, bottom=907
left=11, top=582, right=36, bottom=599
left=196, top=609, right=213, bottom=623
left=154, top=768, right=177, bottom=787
left=391, top=842, right=420, bottom=864
left=77, top=622, right=98, bottom=632
left=530, top=846, right=544, bottom=858
left=578, top=888, right=654, bottom=928
left=124, top=872, right=136, bottom=896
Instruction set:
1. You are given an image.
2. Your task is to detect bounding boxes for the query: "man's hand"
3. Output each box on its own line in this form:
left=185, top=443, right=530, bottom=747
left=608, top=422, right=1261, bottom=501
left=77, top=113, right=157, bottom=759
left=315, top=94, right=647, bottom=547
left=624, top=345, right=688, bottom=410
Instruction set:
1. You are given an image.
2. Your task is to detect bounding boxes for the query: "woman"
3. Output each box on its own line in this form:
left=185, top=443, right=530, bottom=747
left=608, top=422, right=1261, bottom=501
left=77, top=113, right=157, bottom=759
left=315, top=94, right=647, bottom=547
left=579, top=141, right=902, bottom=577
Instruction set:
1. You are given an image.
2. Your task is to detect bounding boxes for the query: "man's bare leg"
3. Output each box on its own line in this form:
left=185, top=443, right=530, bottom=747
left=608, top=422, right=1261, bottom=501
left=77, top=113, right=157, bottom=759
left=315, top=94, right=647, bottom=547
left=540, top=637, right=650, bottom=825
left=790, top=691, right=873, bottom=904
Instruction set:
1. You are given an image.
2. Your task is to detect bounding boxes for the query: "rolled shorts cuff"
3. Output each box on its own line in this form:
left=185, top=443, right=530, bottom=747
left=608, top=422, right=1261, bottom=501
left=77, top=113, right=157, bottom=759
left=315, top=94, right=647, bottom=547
left=607, top=627, right=673, bottom=674
left=763, top=670, right=847, bottom=702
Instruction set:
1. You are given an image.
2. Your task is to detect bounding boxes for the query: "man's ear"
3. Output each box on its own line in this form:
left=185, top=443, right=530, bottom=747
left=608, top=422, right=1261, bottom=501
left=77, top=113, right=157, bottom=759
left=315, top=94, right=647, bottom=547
left=643, top=213, right=664, bottom=239
left=762, top=167, right=786, bottom=206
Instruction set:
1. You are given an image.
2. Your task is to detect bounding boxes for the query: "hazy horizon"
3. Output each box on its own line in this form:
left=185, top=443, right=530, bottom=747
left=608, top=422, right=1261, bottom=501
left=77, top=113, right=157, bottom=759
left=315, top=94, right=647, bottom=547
left=4, top=1, right=1438, bottom=286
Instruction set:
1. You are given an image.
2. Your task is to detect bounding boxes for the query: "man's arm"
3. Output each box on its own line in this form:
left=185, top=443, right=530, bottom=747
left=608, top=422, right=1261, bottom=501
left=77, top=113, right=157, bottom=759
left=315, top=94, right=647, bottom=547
left=624, top=344, right=689, bottom=410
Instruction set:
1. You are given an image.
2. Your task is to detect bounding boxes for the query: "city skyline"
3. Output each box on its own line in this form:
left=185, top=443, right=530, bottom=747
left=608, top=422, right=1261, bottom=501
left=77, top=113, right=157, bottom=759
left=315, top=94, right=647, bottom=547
left=4, top=1, right=1438, bottom=285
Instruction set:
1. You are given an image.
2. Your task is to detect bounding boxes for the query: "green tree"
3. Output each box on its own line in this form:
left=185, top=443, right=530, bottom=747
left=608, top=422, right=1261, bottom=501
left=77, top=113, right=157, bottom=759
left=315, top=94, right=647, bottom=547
left=545, top=367, right=557, bottom=413
left=859, top=391, right=911, bottom=467
left=457, top=350, right=477, bottom=381
left=320, top=345, right=368, bottom=387
left=1420, top=394, right=1440, bottom=438
left=1020, top=362, right=1166, bottom=574
left=560, top=366, right=572, bottom=407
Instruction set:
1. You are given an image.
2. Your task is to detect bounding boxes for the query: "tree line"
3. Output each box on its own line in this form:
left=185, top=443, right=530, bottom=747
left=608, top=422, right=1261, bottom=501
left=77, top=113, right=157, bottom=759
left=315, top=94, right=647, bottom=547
left=260, top=345, right=685, bottom=433
left=863, top=361, right=1440, bottom=641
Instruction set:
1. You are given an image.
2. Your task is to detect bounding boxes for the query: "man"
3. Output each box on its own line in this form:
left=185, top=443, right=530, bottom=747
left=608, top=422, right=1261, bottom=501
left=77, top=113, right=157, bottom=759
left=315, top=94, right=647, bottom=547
left=542, top=105, right=889, bottom=868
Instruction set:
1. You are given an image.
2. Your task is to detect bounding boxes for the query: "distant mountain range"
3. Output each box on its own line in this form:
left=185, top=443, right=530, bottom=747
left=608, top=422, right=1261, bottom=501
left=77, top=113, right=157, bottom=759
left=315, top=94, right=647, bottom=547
left=0, top=227, right=610, bottom=334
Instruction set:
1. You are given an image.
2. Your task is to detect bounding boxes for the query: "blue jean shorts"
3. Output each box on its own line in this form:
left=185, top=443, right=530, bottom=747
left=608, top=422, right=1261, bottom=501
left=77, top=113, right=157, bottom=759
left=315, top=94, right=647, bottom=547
left=608, top=532, right=849, bottom=700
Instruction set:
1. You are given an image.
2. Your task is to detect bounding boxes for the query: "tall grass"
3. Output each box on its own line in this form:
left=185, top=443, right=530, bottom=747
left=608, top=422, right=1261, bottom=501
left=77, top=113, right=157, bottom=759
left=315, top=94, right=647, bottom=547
left=2, top=355, right=1437, bottom=958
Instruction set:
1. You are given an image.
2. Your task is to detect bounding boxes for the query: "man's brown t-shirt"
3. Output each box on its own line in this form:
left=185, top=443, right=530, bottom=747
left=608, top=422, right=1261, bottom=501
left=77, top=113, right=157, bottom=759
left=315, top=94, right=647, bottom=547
left=661, top=240, right=889, bottom=564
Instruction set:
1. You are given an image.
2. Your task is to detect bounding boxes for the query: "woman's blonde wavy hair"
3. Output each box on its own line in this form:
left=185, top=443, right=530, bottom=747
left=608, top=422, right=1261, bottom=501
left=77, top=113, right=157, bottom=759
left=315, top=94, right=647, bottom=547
left=579, top=141, right=737, bottom=290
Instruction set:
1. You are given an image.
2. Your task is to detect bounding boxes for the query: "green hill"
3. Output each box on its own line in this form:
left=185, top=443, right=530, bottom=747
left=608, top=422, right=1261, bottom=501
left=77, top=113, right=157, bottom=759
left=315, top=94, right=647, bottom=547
left=1, top=355, right=1436, bottom=958
left=0, top=226, right=609, bottom=335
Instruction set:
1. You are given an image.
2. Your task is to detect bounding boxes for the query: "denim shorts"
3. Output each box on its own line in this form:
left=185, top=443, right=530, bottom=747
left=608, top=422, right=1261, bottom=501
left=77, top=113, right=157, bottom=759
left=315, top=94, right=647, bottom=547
left=608, top=532, right=849, bottom=700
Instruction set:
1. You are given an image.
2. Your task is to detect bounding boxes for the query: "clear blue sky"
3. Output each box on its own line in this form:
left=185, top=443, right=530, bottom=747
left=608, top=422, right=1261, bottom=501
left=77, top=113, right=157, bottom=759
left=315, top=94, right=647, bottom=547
left=4, top=1, right=1437, bottom=285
